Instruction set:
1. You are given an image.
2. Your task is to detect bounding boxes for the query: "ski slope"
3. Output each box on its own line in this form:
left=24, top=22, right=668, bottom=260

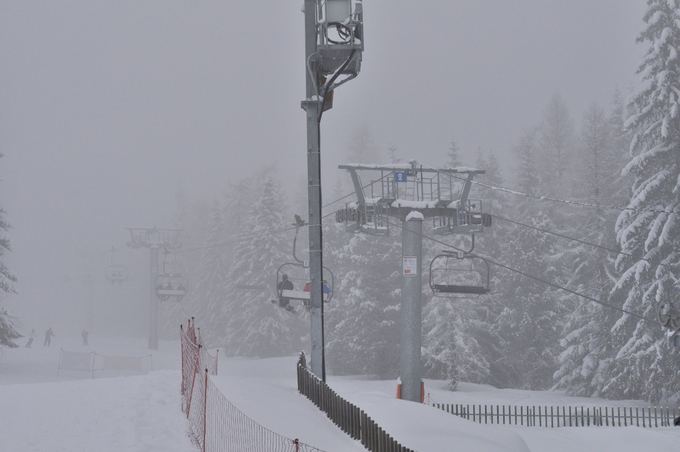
left=1, top=340, right=679, bottom=452
left=0, top=337, right=193, bottom=452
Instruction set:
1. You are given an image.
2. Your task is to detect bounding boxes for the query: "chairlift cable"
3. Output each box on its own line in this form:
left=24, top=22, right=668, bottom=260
left=489, top=212, right=649, bottom=263
left=322, top=171, right=394, bottom=209
left=383, top=217, right=653, bottom=323
left=448, top=173, right=679, bottom=216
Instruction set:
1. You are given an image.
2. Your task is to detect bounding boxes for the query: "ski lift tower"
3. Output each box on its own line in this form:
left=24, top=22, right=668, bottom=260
left=337, top=161, right=492, bottom=402
left=126, top=227, right=182, bottom=350
left=302, top=0, right=364, bottom=381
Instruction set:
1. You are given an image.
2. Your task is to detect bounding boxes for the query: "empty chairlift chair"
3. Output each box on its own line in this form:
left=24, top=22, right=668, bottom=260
left=429, top=251, right=491, bottom=296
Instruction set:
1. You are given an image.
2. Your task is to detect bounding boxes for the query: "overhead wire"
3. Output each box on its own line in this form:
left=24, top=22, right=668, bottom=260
left=488, top=212, right=648, bottom=263
left=449, top=173, right=679, bottom=216
left=382, top=216, right=654, bottom=323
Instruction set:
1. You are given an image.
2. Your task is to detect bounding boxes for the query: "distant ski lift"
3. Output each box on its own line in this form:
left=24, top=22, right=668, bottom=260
left=156, top=273, right=186, bottom=302
left=107, top=264, right=128, bottom=284
left=429, top=251, right=490, bottom=296
left=274, top=262, right=334, bottom=313
left=106, top=247, right=128, bottom=284
left=156, top=249, right=186, bottom=302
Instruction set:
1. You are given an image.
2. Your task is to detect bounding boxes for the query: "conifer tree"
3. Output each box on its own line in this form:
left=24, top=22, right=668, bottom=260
left=607, top=0, right=680, bottom=402
left=446, top=140, right=462, bottom=167
left=496, top=130, right=561, bottom=389
left=217, top=176, right=305, bottom=357
left=194, top=202, right=231, bottom=341
left=0, top=154, right=19, bottom=348
left=326, top=231, right=401, bottom=377
left=554, top=100, right=629, bottom=396
left=538, top=95, right=576, bottom=197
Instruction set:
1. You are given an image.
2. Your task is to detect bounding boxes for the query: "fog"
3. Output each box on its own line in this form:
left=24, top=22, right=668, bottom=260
left=1, top=0, right=644, bottom=336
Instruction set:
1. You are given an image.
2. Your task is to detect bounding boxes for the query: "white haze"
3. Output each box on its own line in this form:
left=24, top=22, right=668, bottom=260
left=0, top=0, right=644, bottom=336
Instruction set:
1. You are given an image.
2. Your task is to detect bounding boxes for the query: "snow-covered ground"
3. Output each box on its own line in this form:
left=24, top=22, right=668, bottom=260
left=330, top=375, right=680, bottom=452
left=0, top=336, right=193, bottom=452
left=211, top=356, right=680, bottom=452
left=1, top=341, right=679, bottom=452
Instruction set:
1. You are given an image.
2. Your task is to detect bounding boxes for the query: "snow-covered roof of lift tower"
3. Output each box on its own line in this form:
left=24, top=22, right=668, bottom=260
left=405, top=211, right=424, bottom=222
left=338, top=162, right=485, bottom=174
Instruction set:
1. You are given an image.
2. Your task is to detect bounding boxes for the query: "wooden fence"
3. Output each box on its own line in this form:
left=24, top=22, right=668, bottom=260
left=297, top=353, right=414, bottom=452
left=433, top=402, right=680, bottom=428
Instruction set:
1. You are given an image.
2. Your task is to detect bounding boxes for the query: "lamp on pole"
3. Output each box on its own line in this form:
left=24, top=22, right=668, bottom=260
left=302, top=0, right=364, bottom=381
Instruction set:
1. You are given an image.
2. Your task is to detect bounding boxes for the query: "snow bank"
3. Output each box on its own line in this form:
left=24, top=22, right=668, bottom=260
left=330, top=376, right=680, bottom=452
left=331, top=377, right=530, bottom=452
left=211, top=357, right=365, bottom=451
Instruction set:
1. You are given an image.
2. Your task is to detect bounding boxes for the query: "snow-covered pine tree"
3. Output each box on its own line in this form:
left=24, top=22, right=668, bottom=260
left=538, top=95, right=576, bottom=197
left=0, top=154, right=20, bottom=348
left=347, top=125, right=380, bottom=164
left=554, top=100, right=630, bottom=396
left=216, top=176, right=305, bottom=357
left=387, top=146, right=400, bottom=164
left=496, top=130, right=561, bottom=389
left=326, top=231, right=402, bottom=377
left=471, top=152, right=514, bottom=387
left=421, top=151, right=510, bottom=389
left=191, top=202, right=231, bottom=343
left=446, top=140, right=462, bottom=168
left=606, top=0, right=680, bottom=403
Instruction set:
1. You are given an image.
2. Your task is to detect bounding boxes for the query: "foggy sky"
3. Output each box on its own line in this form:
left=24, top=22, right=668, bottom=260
left=0, top=1, right=644, bottom=333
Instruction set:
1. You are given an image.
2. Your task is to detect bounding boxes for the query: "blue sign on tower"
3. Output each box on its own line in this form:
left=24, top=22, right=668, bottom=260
left=395, top=171, right=408, bottom=183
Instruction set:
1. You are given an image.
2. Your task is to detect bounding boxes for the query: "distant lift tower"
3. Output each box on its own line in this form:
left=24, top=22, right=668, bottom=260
left=302, top=0, right=364, bottom=381
left=127, top=227, right=182, bottom=350
left=337, top=161, right=492, bottom=402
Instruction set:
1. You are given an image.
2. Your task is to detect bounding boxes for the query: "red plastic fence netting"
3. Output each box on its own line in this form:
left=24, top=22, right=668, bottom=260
left=180, top=318, right=326, bottom=452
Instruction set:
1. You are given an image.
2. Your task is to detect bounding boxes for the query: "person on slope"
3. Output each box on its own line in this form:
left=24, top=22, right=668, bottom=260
left=25, top=329, right=35, bottom=348
left=81, top=329, right=89, bottom=346
left=43, top=327, right=55, bottom=347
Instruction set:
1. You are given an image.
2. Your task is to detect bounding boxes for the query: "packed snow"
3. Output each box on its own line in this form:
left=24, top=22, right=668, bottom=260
left=1, top=338, right=680, bottom=452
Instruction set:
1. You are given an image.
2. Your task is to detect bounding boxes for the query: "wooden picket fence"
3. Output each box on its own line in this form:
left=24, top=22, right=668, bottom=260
left=297, top=353, right=414, bottom=452
left=433, top=402, right=680, bottom=428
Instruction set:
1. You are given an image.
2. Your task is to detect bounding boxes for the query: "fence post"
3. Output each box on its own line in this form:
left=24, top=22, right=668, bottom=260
left=202, top=368, right=208, bottom=452
left=180, top=324, right=185, bottom=395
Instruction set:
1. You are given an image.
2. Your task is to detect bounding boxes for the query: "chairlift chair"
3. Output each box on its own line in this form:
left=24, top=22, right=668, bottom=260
left=156, top=273, right=187, bottom=302
left=106, top=247, right=128, bottom=284
left=107, top=264, right=128, bottom=284
left=274, top=262, right=334, bottom=313
left=429, top=251, right=491, bottom=296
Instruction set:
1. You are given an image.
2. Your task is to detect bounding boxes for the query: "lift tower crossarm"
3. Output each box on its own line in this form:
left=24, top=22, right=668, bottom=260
left=339, top=163, right=485, bottom=175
